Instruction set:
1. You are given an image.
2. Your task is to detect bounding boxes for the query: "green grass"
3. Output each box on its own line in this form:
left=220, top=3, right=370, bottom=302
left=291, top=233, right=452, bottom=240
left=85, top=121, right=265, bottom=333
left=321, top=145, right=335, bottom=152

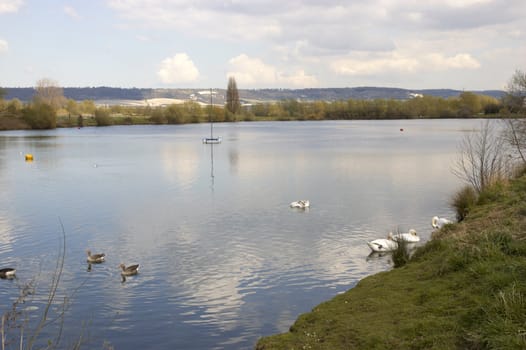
left=256, top=174, right=526, bottom=349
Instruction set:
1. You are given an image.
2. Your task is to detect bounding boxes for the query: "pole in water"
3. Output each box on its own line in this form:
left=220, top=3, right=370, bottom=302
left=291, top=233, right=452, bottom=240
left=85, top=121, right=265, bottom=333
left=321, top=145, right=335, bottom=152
left=210, top=88, right=213, bottom=138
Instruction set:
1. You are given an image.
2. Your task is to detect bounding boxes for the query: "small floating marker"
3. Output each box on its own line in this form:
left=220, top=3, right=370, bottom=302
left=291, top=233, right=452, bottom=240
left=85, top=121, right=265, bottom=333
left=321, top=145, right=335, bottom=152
left=400, top=128, right=404, bottom=132
left=25, top=153, right=34, bottom=161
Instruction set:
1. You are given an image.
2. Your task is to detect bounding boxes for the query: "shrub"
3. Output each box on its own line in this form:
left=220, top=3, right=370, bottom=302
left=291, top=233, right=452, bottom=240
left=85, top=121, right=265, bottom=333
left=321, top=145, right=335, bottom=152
left=149, top=108, right=167, bottom=124
left=94, top=108, right=112, bottom=126
left=164, top=105, right=185, bottom=124
left=451, top=185, right=478, bottom=221
left=22, top=103, right=57, bottom=129
left=0, top=115, right=30, bottom=130
left=484, top=102, right=501, bottom=115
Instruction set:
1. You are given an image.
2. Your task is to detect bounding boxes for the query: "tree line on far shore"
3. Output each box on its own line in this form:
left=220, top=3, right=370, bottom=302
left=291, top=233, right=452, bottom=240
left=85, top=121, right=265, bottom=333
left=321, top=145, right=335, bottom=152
left=1, top=72, right=525, bottom=130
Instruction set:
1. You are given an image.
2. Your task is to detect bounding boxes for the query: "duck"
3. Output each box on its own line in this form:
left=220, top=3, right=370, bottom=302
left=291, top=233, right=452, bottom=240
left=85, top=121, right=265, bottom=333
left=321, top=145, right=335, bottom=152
left=367, top=233, right=398, bottom=252
left=391, top=229, right=420, bottom=243
left=86, top=249, right=105, bottom=263
left=119, top=263, right=139, bottom=276
left=0, top=268, right=16, bottom=279
left=432, top=216, right=452, bottom=229
left=290, top=200, right=310, bottom=209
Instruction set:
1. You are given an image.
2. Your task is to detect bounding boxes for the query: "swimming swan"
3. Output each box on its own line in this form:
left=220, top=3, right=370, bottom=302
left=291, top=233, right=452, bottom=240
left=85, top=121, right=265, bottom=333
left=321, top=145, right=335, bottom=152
left=290, top=200, right=310, bottom=209
left=391, top=229, right=420, bottom=243
left=432, top=216, right=452, bottom=229
left=367, top=233, right=398, bottom=252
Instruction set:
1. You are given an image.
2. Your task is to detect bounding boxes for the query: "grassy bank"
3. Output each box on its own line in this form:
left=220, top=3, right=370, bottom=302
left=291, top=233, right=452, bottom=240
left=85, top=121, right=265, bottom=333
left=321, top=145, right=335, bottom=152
left=256, top=173, right=526, bottom=349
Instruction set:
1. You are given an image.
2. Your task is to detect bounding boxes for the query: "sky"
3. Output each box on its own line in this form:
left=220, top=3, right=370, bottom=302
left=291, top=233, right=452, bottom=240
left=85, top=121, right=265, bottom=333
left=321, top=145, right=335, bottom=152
left=0, top=0, right=525, bottom=90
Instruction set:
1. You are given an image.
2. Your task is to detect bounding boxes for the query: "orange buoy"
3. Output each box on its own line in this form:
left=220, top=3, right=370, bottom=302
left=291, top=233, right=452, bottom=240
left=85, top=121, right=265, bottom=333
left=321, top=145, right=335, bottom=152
left=25, top=154, right=33, bottom=161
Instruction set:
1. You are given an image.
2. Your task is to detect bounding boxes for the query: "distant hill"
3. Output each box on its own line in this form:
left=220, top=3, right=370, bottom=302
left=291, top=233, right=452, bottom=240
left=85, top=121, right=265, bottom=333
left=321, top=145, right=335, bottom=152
left=3, top=86, right=506, bottom=105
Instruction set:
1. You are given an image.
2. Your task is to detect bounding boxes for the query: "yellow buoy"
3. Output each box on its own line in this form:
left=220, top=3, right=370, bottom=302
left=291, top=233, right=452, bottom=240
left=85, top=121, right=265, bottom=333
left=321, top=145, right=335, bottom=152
left=25, top=154, right=34, bottom=161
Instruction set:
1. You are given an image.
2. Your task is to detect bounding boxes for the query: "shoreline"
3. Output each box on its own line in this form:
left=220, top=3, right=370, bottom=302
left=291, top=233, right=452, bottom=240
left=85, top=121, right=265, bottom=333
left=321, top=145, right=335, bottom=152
left=1, top=113, right=514, bottom=132
left=256, top=173, right=526, bottom=349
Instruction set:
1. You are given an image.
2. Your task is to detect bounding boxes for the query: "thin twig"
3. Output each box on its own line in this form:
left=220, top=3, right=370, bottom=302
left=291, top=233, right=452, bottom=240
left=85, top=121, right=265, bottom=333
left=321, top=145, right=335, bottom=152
left=27, top=217, right=66, bottom=349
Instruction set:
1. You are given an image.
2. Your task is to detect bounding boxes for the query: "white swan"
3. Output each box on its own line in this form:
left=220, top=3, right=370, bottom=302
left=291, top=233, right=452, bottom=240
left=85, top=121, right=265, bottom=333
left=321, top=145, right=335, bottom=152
left=290, top=200, right=310, bottom=209
left=432, top=216, right=452, bottom=229
left=391, top=229, right=420, bottom=243
left=367, top=233, right=398, bottom=252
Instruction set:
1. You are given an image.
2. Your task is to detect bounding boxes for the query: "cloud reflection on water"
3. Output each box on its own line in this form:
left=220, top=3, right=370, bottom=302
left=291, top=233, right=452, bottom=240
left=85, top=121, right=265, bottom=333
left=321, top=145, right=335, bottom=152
left=0, top=120, right=483, bottom=348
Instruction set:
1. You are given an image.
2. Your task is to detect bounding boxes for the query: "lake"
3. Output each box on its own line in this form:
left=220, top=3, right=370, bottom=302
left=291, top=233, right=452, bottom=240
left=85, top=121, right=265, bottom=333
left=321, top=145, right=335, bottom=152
left=0, top=119, right=482, bottom=349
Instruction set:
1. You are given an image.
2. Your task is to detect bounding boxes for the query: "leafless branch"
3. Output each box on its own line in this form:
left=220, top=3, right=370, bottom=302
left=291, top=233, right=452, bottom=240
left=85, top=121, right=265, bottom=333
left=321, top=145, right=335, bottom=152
left=452, top=120, right=512, bottom=193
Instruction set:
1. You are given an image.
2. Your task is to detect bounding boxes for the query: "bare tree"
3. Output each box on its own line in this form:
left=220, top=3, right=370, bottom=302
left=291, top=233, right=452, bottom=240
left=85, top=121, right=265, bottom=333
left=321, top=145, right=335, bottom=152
left=452, top=120, right=512, bottom=193
left=503, top=118, right=526, bottom=166
left=34, top=78, right=65, bottom=110
left=501, top=70, right=526, bottom=167
left=502, top=69, right=526, bottom=114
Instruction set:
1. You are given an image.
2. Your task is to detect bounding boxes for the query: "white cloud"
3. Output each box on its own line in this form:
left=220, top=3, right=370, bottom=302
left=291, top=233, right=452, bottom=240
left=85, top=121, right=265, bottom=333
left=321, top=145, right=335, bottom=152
left=0, top=0, right=23, bottom=14
left=0, top=0, right=512, bottom=89
left=64, top=5, right=81, bottom=19
left=0, top=39, right=7, bottom=53
left=106, top=0, right=526, bottom=52
left=107, top=0, right=524, bottom=88
left=332, top=54, right=420, bottom=76
left=279, top=69, right=318, bottom=88
left=440, top=0, right=493, bottom=8
left=425, top=53, right=481, bottom=69
left=227, top=54, right=317, bottom=88
left=158, top=53, right=200, bottom=84
left=227, top=54, right=276, bottom=86
left=332, top=51, right=480, bottom=76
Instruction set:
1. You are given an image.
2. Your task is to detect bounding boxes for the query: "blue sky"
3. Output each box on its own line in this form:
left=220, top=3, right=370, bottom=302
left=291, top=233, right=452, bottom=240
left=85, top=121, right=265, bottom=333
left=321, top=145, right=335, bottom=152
left=0, top=0, right=525, bottom=90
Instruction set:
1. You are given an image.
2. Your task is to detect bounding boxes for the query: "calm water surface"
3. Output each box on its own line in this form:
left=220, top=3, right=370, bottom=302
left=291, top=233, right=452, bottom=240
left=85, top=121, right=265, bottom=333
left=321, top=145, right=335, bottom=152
left=0, top=120, right=482, bottom=349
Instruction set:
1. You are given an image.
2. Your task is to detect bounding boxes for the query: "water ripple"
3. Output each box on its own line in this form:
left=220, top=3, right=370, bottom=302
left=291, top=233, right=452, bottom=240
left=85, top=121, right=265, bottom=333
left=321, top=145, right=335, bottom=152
left=0, top=120, right=473, bottom=349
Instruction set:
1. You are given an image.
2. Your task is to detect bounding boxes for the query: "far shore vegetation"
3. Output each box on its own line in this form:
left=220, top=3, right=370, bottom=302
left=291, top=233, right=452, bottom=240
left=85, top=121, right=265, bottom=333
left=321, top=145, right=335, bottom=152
left=1, top=71, right=525, bottom=131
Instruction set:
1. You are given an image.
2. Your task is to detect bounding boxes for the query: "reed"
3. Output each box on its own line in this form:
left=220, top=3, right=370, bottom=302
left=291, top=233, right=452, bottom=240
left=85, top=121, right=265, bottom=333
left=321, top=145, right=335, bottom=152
left=391, top=230, right=411, bottom=268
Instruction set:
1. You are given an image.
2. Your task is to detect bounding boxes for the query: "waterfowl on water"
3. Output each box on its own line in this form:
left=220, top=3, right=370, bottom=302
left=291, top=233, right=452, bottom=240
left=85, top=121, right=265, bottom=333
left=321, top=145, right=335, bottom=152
left=290, top=200, right=310, bottom=209
left=119, top=263, right=139, bottom=276
left=432, top=216, right=452, bottom=229
left=0, top=268, right=16, bottom=279
left=391, top=229, right=420, bottom=243
left=367, top=233, right=398, bottom=252
left=86, top=249, right=105, bottom=263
